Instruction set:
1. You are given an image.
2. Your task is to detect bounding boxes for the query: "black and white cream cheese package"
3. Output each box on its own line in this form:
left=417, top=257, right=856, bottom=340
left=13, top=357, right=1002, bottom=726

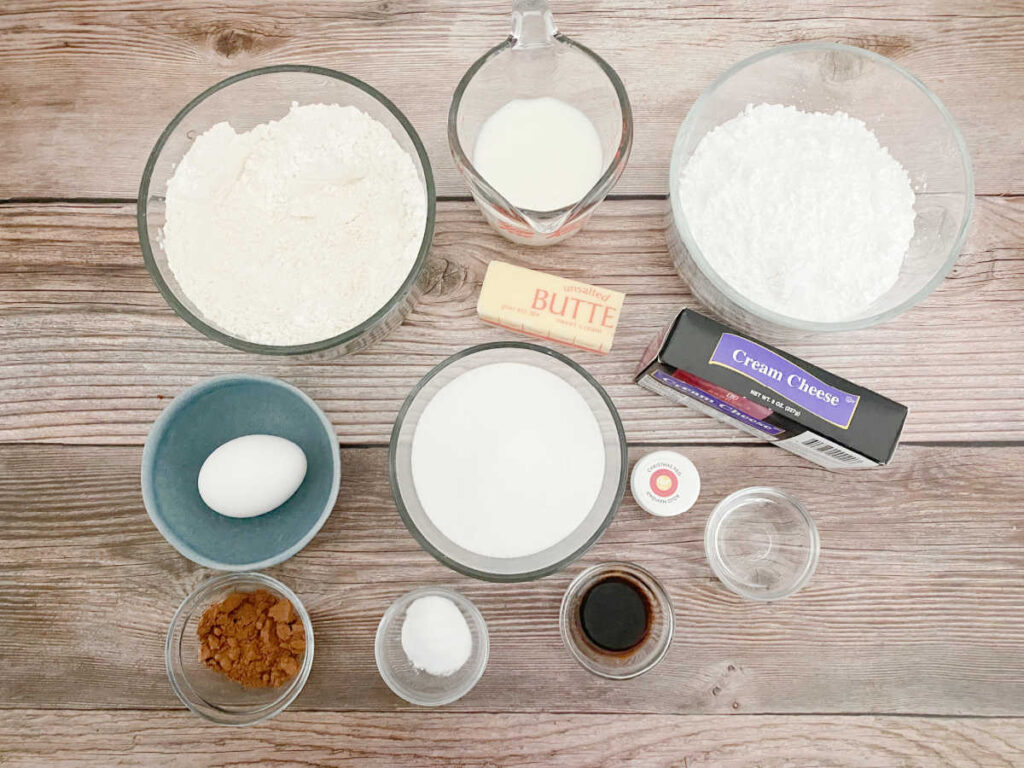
left=636, top=309, right=908, bottom=470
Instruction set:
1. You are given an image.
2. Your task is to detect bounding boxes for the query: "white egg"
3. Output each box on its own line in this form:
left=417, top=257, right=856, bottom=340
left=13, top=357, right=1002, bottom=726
left=198, top=434, right=307, bottom=519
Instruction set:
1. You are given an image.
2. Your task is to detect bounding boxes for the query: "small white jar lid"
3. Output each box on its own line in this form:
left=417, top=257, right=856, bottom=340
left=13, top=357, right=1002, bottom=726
left=630, top=450, right=700, bottom=517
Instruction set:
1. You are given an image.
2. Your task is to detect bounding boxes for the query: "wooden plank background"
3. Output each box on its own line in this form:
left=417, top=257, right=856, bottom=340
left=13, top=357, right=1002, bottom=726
left=2, top=0, right=1023, bottom=198
left=1, top=0, right=1023, bottom=765
left=1, top=199, right=1021, bottom=446
left=2, top=712, right=1022, bottom=768
left=3, top=444, right=1023, bottom=715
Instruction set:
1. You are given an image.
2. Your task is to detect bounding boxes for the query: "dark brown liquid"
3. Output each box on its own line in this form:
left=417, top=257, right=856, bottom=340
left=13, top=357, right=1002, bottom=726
left=579, top=575, right=651, bottom=653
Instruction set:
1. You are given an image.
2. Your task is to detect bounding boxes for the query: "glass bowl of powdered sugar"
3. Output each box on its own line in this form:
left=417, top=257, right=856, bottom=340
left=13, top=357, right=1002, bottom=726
left=669, top=42, right=973, bottom=336
left=390, top=342, right=628, bottom=582
left=138, top=65, right=435, bottom=357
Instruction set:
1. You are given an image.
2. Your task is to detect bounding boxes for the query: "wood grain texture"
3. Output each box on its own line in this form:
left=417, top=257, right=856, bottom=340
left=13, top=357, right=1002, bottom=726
left=1, top=0, right=1021, bottom=198
left=2, top=1, right=1023, bottom=759
left=2, top=443, right=1022, bottom=715
left=2, top=710, right=1023, bottom=768
left=1, top=198, right=1022, bottom=446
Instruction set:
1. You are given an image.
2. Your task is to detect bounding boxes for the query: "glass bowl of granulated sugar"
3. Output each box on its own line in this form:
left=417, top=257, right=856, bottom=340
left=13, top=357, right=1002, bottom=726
left=139, top=65, right=435, bottom=357
left=389, top=342, right=628, bottom=582
left=669, top=42, right=973, bottom=336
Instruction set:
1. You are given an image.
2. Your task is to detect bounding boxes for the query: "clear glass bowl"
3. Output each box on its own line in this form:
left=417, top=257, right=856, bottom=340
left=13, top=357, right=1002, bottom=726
left=389, top=342, right=628, bottom=582
left=138, top=65, right=436, bottom=358
left=165, top=572, right=314, bottom=725
left=375, top=587, right=489, bottom=707
left=704, top=487, right=819, bottom=601
left=448, top=0, right=632, bottom=244
left=559, top=561, right=674, bottom=679
left=669, top=42, right=974, bottom=336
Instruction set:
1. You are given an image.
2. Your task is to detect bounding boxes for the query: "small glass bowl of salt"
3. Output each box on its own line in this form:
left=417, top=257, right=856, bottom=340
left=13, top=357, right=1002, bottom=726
left=375, top=587, right=489, bottom=707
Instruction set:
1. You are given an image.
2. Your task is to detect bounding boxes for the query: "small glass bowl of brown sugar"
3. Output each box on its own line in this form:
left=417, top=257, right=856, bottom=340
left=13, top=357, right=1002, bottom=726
left=166, top=572, right=314, bottom=725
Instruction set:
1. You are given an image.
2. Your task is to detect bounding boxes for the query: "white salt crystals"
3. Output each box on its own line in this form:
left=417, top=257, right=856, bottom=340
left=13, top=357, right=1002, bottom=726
left=401, top=595, right=473, bottom=677
left=679, top=103, right=917, bottom=323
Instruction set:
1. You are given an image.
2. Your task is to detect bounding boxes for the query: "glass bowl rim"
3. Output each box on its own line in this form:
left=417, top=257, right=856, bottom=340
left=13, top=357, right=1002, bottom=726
left=668, top=41, right=975, bottom=332
left=140, top=373, right=342, bottom=571
left=388, top=341, right=628, bottom=582
left=373, top=585, right=490, bottom=707
left=447, top=33, right=634, bottom=216
left=704, top=485, right=820, bottom=601
left=164, top=571, right=315, bottom=726
left=558, top=560, right=675, bottom=680
left=137, top=64, right=437, bottom=355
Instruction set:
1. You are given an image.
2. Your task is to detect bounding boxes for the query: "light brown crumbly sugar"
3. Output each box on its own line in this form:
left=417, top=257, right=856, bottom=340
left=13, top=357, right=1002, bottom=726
left=197, top=589, right=306, bottom=688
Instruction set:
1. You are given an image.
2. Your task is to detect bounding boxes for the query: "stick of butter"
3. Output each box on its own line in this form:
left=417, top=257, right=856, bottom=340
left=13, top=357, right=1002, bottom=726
left=477, top=261, right=625, bottom=355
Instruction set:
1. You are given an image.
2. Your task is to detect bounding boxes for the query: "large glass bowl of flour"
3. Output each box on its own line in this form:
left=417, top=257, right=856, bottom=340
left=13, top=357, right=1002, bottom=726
left=138, top=65, right=435, bottom=357
left=390, top=343, right=628, bottom=582
left=669, top=42, right=973, bottom=335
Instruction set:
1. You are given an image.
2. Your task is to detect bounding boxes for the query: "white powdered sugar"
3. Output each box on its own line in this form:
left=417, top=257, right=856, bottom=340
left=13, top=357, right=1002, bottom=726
left=679, top=103, right=916, bottom=323
left=163, top=103, right=426, bottom=346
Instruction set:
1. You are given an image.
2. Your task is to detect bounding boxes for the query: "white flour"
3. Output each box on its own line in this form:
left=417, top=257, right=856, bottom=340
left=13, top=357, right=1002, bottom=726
left=679, top=103, right=916, bottom=323
left=163, top=103, right=426, bottom=345
left=410, top=362, right=606, bottom=559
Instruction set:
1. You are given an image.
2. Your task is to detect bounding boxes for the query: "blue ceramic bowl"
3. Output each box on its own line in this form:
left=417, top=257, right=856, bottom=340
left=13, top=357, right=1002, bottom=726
left=142, top=375, right=340, bottom=570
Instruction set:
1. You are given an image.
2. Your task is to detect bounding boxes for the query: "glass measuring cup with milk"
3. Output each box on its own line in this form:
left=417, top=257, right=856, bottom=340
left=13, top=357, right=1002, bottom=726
left=448, top=0, right=633, bottom=245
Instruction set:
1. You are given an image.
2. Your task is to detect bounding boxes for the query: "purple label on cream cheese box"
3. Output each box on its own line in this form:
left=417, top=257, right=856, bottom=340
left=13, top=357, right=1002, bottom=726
left=709, top=333, right=860, bottom=429
left=651, top=370, right=784, bottom=436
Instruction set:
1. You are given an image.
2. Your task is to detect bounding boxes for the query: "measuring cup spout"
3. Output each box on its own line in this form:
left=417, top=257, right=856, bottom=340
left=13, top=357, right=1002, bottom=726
left=511, top=0, right=558, bottom=49
left=515, top=206, right=576, bottom=237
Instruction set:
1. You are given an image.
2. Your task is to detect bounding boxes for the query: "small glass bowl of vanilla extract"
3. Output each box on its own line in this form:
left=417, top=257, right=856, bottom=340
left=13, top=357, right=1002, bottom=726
left=559, top=562, right=674, bottom=679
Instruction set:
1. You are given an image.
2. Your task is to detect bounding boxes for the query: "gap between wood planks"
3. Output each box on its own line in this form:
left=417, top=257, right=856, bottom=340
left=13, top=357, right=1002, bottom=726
left=2, top=440, right=1023, bottom=449
left=0, top=193, right=1016, bottom=205
left=0, top=705, right=1019, bottom=719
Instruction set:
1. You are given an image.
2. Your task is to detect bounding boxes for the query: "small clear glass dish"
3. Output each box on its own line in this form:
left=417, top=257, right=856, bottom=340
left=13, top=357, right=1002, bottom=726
left=375, top=587, right=489, bottom=707
left=448, top=0, right=632, bottom=244
left=389, top=342, right=628, bottom=582
left=704, top=487, right=819, bottom=601
left=138, top=64, right=435, bottom=358
left=165, top=572, right=314, bottom=725
left=559, top=562, right=674, bottom=680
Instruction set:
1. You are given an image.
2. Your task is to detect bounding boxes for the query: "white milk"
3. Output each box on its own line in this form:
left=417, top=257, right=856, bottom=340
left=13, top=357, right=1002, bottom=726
left=472, top=97, right=604, bottom=212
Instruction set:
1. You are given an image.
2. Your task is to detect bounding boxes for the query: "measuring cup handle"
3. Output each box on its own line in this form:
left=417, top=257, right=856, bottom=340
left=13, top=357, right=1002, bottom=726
left=511, top=0, right=558, bottom=48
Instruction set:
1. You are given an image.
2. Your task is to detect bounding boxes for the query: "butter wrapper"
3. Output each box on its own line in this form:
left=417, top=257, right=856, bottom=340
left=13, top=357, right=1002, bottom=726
left=477, top=261, right=625, bottom=355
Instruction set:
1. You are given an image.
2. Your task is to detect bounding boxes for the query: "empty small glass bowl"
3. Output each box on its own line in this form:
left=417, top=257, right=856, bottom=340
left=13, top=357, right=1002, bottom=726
left=559, top=562, right=674, bottom=679
left=375, top=587, right=489, bottom=706
left=165, top=572, right=314, bottom=725
left=704, top=487, right=819, bottom=601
